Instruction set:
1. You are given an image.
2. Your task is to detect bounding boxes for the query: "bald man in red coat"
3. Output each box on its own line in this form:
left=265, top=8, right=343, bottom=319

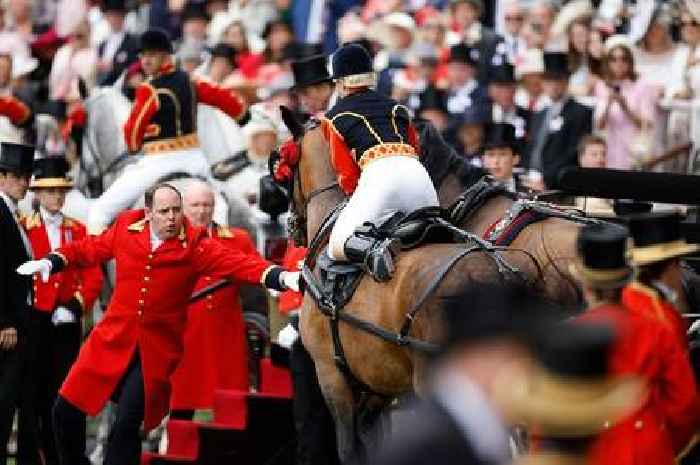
left=17, top=183, right=299, bottom=465
left=169, top=181, right=260, bottom=418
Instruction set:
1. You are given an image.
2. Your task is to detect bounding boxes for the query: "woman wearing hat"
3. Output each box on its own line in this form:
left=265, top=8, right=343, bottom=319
left=20, top=157, right=102, bottom=465
left=321, top=43, right=439, bottom=281
left=622, top=212, right=700, bottom=348
left=668, top=1, right=700, bottom=100
left=573, top=223, right=698, bottom=465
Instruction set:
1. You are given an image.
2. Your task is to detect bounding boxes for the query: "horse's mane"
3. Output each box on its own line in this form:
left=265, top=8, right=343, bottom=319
left=415, top=118, right=485, bottom=191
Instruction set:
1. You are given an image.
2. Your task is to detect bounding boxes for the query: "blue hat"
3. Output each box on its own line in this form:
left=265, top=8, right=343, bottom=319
left=140, top=29, right=173, bottom=54
left=331, top=43, right=375, bottom=85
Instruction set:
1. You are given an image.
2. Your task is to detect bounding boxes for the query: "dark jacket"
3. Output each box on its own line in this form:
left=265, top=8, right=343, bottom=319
left=0, top=198, right=32, bottom=330
left=372, top=396, right=501, bottom=465
left=97, top=33, right=140, bottom=85
left=474, top=26, right=503, bottom=85
left=524, top=98, right=592, bottom=189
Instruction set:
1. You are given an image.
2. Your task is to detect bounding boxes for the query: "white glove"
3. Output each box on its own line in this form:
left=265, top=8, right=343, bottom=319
left=17, top=259, right=52, bottom=282
left=277, top=323, right=299, bottom=349
left=52, top=306, right=77, bottom=326
left=280, top=271, right=301, bottom=292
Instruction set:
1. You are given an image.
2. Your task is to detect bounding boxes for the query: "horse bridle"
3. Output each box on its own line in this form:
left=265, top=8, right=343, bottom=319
left=286, top=123, right=340, bottom=247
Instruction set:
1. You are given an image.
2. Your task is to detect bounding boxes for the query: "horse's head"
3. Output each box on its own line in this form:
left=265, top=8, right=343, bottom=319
left=271, top=106, right=343, bottom=246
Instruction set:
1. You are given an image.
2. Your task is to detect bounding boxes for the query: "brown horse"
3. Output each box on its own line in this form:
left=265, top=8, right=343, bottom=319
left=418, top=121, right=584, bottom=306
left=285, top=117, right=542, bottom=463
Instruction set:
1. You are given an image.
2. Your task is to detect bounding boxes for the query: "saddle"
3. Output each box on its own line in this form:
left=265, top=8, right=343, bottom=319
left=448, top=176, right=515, bottom=225
left=316, top=207, right=457, bottom=310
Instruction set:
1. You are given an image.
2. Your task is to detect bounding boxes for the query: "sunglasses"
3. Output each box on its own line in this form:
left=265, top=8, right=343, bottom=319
left=682, top=20, right=700, bottom=27
left=505, top=15, right=524, bottom=21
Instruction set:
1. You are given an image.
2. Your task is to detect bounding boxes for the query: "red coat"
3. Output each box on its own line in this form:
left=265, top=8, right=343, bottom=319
left=52, top=210, right=281, bottom=430
left=622, top=282, right=688, bottom=349
left=577, top=303, right=698, bottom=465
left=170, top=225, right=258, bottom=410
left=278, top=242, right=306, bottom=314
left=22, top=212, right=102, bottom=313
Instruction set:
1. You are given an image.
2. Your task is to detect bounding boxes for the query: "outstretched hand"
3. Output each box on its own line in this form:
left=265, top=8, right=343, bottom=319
left=17, top=259, right=52, bottom=282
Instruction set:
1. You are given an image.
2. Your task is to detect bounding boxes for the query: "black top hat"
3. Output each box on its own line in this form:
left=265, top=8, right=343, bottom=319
left=31, top=157, right=72, bottom=189
left=574, top=223, right=633, bottom=288
left=331, top=43, right=374, bottom=81
left=441, top=281, right=555, bottom=350
left=483, top=122, right=517, bottom=151
left=417, top=86, right=448, bottom=114
left=543, top=52, right=570, bottom=79
left=0, top=142, right=34, bottom=175
left=102, top=0, right=126, bottom=13
left=181, top=1, right=209, bottom=22
left=682, top=207, right=700, bottom=244
left=210, top=43, right=236, bottom=66
left=628, top=212, right=700, bottom=265
left=490, top=61, right=516, bottom=84
left=344, top=38, right=375, bottom=58
left=140, top=29, right=173, bottom=54
left=449, top=43, right=478, bottom=66
left=292, top=55, right=331, bottom=89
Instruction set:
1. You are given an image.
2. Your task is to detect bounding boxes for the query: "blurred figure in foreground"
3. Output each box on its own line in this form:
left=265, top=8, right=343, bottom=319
left=371, top=282, right=552, bottom=465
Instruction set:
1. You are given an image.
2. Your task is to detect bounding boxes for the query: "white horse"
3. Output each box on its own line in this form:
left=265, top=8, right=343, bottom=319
left=76, top=83, right=257, bottom=232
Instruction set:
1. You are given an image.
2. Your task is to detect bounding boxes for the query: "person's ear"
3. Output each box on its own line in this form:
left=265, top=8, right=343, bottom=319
left=513, top=154, right=520, bottom=166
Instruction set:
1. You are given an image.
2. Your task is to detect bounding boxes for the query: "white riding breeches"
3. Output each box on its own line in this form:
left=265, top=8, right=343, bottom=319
left=87, top=147, right=216, bottom=234
left=328, top=155, right=439, bottom=260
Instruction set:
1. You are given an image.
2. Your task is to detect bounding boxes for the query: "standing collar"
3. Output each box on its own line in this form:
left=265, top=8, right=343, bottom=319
left=40, top=205, right=63, bottom=225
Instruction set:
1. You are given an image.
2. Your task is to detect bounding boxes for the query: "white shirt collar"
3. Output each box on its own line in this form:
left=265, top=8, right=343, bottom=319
left=40, top=206, right=63, bottom=226
left=433, top=370, right=511, bottom=462
left=0, top=190, right=18, bottom=216
left=149, top=223, right=163, bottom=251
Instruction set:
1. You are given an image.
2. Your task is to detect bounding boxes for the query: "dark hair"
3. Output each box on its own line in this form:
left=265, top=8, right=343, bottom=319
left=603, top=45, right=638, bottom=82
left=567, top=17, right=592, bottom=72
left=577, top=134, right=606, bottom=159
left=144, top=183, right=182, bottom=208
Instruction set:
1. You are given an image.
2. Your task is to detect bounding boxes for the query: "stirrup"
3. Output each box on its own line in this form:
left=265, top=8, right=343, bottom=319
left=365, top=237, right=400, bottom=282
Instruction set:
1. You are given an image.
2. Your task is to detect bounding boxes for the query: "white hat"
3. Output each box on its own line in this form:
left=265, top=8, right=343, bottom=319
left=604, top=34, right=632, bottom=52
left=685, top=0, right=700, bottom=23
left=383, top=12, right=416, bottom=31
left=243, top=109, right=278, bottom=140
left=550, top=0, right=594, bottom=39
left=516, top=48, right=544, bottom=78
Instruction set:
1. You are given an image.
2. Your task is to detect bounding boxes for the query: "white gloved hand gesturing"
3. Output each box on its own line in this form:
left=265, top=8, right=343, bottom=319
left=17, top=259, right=52, bottom=282
left=277, top=323, right=299, bottom=349
left=280, top=271, right=301, bottom=292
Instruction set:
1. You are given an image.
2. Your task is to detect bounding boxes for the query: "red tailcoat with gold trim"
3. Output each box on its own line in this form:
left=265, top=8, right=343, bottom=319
left=577, top=303, right=698, bottom=465
left=170, top=225, right=257, bottom=409
left=622, top=282, right=688, bottom=349
left=54, top=210, right=279, bottom=430
left=123, top=62, right=247, bottom=153
left=22, top=212, right=102, bottom=313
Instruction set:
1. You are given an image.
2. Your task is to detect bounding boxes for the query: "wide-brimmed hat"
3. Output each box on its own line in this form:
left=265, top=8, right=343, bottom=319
left=417, top=86, right=448, bottom=113
left=685, top=0, right=700, bottom=23
left=291, top=54, right=332, bottom=89
left=483, top=122, right=517, bottom=151
left=0, top=142, right=34, bottom=175
left=495, top=321, right=645, bottom=437
left=571, top=223, right=635, bottom=289
left=140, top=29, right=173, bottom=54
left=30, top=157, right=73, bottom=189
left=628, top=212, right=700, bottom=266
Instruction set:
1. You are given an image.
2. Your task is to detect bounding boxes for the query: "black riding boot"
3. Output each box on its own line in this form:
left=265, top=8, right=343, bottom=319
left=343, top=234, right=401, bottom=282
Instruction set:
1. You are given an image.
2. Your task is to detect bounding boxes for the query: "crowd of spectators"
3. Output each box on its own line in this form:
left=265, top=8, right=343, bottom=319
left=0, top=0, right=699, bottom=196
